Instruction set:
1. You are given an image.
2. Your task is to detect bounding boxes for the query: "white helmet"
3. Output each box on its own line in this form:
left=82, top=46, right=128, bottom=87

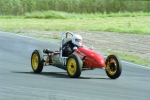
left=72, top=34, right=82, bottom=46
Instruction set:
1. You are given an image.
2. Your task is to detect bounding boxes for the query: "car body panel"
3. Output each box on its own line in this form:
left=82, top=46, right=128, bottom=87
left=73, top=46, right=105, bottom=68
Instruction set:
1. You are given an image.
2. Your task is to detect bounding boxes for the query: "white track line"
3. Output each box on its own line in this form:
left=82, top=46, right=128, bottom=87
left=122, top=60, right=150, bottom=70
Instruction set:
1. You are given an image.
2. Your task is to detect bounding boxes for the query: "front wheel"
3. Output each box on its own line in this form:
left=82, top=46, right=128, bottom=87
left=31, top=50, right=44, bottom=73
left=105, top=55, right=122, bottom=79
left=66, top=54, right=82, bottom=78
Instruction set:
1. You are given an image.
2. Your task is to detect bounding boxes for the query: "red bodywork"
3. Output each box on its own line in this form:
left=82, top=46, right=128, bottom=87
left=73, top=46, right=105, bottom=68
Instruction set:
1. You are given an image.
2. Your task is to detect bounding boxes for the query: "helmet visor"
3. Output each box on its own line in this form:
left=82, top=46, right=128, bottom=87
left=75, top=39, right=82, bottom=43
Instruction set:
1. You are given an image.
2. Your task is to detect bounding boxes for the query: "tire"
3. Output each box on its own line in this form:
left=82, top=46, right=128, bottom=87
left=31, top=50, right=44, bottom=73
left=66, top=54, right=82, bottom=78
left=105, top=55, right=122, bottom=79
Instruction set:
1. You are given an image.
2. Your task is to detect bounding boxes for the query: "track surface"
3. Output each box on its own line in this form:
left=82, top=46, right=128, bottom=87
left=0, top=32, right=150, bottom=100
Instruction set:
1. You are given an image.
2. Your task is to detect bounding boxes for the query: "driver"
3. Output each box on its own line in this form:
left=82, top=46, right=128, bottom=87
left=62, top=34, right=82, bottom=57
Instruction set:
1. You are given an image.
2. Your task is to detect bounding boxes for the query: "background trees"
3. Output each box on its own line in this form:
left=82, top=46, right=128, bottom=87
left=0, top=0, right=149, bottom=15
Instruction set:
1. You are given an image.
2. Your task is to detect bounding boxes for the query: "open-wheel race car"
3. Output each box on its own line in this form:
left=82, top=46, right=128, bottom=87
left=31, top=31, right=122, bottom=79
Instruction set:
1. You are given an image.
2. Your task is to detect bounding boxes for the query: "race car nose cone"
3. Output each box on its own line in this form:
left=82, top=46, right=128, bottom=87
left=100, top=60, right=105, bottom=67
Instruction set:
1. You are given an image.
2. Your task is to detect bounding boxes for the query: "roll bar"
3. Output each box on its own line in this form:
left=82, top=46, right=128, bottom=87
left=60, top=31, right=74, bottom=59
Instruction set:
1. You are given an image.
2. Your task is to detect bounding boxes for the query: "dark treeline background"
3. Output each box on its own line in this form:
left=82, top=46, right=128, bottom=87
left=0, top=0, right=150, bottom=15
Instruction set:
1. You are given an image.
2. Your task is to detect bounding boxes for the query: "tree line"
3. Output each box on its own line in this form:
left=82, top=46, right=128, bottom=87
left=0, top=0, right=150, bottom=15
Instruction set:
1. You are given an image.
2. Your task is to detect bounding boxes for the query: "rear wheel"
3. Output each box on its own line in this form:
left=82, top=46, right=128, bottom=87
left=66, top=54, right=82, bottom=78
left=105, top=55, right=122, bottom=79
left=31, top=50, right=43, bottom=73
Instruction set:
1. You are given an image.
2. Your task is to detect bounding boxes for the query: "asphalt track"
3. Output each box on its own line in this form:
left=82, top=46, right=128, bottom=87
left=0, top=32, right=150, bottom=100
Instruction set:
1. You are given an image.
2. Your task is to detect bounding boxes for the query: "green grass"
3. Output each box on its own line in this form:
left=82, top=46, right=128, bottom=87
left=25, top=10, right=73, bottom=19
left=106, top=50, right=150, bottom=67
left=24, top=11, right=150, bottom=19
left=0, top=15, right=150, bottom=34
left=0, top=11, right=150, bottom=35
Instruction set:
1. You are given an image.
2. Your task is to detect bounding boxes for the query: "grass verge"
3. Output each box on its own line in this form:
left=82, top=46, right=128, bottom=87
left=0, top=11, right=150, bottom=34
left=0, top=16, right=150, bottom=34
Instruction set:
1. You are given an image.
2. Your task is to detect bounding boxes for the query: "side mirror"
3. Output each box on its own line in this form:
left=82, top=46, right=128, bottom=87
left=90, top=46, right=93, bottom=50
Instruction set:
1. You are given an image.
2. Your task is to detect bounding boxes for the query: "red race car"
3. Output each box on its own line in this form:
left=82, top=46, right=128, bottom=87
left=31, top=31, right=122, bottom=79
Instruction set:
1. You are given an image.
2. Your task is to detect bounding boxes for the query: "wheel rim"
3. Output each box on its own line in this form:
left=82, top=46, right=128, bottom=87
left=32, top=53, right=38, bottom=70
left=106, top=58, right=117, bottom=75
left=67, top=58, right=77, bottom=75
